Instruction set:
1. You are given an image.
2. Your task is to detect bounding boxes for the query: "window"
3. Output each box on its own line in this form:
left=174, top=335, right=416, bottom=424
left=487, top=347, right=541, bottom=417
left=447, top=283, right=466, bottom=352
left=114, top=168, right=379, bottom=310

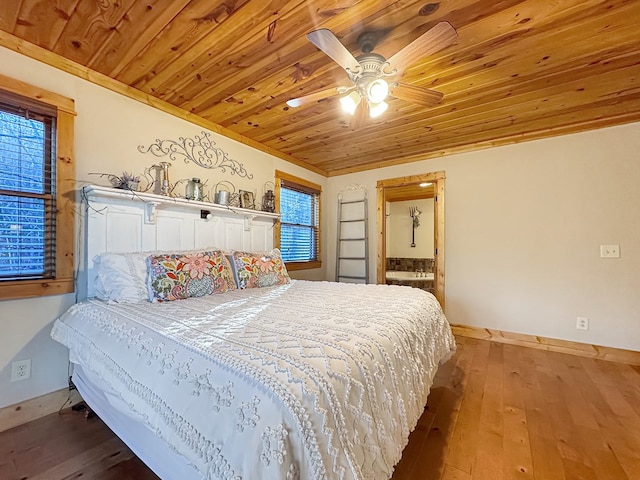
left=1, top=102, right=54, bottom=280
left=0, top=74, right=75, bottom=300
left=275, top=170, right=321, bottom=270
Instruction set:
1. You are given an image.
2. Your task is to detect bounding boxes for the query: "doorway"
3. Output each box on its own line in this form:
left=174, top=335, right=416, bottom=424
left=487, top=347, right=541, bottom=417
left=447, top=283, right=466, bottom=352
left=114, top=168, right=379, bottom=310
left=376, top=171, right=445, bottom=308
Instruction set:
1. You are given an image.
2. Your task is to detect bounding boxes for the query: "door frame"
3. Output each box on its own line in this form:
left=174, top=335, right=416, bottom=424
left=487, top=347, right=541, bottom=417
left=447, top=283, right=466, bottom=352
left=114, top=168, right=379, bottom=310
left=376, top=171, right=446, bottom=308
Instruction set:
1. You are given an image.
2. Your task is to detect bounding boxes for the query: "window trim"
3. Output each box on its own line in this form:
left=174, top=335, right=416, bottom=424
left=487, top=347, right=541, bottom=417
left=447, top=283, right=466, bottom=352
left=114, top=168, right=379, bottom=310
left=274, top=170, right=322, bottom=271
left=0, top=73, right=76, bottom=300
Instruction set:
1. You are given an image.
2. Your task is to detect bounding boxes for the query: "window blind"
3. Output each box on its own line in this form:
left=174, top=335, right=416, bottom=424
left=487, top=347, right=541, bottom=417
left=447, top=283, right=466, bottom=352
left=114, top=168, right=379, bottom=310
left=0, top=101, right=56, bottom=280
left=279, top=182, right=319, bottom=262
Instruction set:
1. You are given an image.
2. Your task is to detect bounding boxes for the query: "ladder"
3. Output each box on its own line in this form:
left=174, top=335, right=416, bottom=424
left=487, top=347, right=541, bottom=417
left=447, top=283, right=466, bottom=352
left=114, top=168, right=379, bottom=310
left=335, top=190, right=369, bottom=283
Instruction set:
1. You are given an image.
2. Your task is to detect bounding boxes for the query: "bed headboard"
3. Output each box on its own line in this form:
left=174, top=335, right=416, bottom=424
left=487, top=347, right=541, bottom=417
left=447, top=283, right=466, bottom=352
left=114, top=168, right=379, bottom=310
left=79, top=185, right=279, bottom=300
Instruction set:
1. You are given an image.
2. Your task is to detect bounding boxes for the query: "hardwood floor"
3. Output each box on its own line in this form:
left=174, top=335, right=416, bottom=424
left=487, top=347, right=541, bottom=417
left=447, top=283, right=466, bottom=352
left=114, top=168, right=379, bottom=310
left=392, top=337, right=640, bottom=480
left=0, top=405, right=157, bottom=480
left=1, top=337, right=639, bottom=479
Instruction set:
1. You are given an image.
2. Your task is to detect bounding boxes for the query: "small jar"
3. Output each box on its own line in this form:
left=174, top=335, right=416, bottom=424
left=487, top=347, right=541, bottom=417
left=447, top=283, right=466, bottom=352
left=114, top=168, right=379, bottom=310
left=186, top=178, right=203, bottom=201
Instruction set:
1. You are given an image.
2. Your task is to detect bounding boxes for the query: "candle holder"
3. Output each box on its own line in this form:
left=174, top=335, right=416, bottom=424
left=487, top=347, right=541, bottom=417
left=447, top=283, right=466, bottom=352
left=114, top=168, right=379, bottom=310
left=152, top=162, right=172, bottom=196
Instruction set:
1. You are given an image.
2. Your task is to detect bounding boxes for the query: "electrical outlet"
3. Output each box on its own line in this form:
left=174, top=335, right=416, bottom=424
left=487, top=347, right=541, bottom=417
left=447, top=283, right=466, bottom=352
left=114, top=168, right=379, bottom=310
left=10, top=359, right=31, bottom=382
left=576, top=317, right=589, bottom=331
left=600, top=245, right=620, bottom=258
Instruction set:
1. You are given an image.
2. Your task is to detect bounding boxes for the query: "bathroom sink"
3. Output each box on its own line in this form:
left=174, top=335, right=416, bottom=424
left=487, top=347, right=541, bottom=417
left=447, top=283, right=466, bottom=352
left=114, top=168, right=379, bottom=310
left=386, top=271, right=434, bottom=281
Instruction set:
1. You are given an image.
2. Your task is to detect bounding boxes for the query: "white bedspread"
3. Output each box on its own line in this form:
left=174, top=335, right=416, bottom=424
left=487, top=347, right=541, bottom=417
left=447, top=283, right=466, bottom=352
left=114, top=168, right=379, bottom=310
left=51, top=280, right=456, bottom=480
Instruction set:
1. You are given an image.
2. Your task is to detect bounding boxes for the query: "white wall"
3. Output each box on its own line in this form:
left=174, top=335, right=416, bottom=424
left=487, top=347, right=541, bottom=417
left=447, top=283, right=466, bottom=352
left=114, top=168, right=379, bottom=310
left=0, top=46, right=326, bottom=408
left=327, top=122, right=640, bottom=352
left=387, top=199, right=434, bottom=258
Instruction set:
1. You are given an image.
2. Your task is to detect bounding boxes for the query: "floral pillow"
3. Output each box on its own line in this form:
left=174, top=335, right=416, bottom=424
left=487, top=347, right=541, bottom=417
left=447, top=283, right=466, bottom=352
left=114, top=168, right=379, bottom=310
left=147, top=251, right=235, bottom=301
left=229, top=249, right=291, bottom=289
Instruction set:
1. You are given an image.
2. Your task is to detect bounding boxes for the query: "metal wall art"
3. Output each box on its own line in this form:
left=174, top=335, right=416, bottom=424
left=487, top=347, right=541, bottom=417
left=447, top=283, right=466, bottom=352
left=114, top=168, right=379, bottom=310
left=138, top=131, right=254, bottom=179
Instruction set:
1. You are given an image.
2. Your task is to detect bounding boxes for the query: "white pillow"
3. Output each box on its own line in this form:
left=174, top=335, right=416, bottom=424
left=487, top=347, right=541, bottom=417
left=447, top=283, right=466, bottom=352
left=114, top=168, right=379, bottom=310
left=93, top=252, right=149, bottom=303
left=92, top=247, right=225, bottom=303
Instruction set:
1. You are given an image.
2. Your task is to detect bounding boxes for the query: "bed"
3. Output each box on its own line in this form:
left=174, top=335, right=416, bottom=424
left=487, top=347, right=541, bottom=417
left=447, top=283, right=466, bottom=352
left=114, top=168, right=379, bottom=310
left=51, top=186, right=456, bottom=480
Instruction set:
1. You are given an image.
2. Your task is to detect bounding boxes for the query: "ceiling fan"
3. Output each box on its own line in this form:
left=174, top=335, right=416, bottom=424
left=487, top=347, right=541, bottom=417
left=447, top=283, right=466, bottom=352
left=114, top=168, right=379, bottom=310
left=287, top=22, right=457, bottom=128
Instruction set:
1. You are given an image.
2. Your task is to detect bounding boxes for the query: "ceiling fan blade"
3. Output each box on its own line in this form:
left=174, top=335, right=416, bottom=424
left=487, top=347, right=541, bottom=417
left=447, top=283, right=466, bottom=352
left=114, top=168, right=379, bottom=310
left=390, top=82, right=444, bottom=107
left=307, top=29, right=361, bottom=72
left=387, top=21, right=457, bottom=74
left=286, top=87, right=343, bottom=108
left=350, top=100, right=370, bottom=130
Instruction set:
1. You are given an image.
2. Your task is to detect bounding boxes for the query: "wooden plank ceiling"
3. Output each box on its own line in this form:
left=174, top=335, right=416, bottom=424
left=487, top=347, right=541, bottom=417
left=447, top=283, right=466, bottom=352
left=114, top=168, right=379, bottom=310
left=2, top=0, right=640, bottom=176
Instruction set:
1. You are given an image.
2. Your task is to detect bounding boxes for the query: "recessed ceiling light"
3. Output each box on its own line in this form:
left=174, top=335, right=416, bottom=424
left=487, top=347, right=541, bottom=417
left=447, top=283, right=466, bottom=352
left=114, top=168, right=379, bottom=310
left=419, top=182, right=432, bottom=187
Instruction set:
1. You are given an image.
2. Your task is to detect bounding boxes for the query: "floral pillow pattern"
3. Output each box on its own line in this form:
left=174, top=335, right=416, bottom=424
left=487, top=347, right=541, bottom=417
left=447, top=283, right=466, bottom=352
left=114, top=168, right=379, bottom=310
left=229, top=249, right=291, bottom=289
left=147, top=251, right=235, bottom=301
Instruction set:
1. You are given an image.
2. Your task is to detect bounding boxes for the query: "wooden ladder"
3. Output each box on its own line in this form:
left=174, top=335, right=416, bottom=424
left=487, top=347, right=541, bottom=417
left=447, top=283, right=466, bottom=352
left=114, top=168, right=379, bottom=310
left=335, top=190, right=369, bottom=283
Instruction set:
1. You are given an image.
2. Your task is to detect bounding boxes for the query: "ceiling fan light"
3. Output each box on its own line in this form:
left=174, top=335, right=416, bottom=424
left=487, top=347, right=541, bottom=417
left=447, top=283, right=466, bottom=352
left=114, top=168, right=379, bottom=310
left=340, top=91, right=361, bottom=115
left=369, top=100, right=388, bottom=118
left=367, top=79, right=389, bottom=103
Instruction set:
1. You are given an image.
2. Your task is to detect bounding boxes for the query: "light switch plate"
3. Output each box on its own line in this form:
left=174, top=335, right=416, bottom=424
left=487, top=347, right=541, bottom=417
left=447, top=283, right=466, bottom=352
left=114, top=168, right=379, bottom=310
left=600, top=245, right=620, bottom=258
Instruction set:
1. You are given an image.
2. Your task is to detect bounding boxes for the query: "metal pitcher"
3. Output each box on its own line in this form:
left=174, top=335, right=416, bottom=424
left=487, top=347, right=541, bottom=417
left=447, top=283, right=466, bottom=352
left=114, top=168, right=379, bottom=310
left=213, top=181, right=235, bottom=206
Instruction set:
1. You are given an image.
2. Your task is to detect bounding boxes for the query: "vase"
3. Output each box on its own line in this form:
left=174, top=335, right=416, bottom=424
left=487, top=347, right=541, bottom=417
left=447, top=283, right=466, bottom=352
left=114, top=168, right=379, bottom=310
left=125, top=181, right=139, bottom=191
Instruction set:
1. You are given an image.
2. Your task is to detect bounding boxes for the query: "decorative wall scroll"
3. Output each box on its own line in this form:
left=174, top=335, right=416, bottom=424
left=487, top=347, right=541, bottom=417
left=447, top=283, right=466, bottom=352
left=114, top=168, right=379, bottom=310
left=138, top=131, right=254, bottom=179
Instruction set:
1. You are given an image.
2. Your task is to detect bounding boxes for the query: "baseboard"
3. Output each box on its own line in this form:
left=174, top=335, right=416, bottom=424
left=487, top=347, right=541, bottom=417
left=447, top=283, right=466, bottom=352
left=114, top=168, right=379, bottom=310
left=0, top=387, right=82, bottom=433
left=451, top=324, right=640, bottom=366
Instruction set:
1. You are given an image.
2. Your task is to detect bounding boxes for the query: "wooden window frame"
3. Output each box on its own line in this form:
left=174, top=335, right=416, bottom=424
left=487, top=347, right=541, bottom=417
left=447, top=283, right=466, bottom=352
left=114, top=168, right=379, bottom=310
left=0, top=73, right=76, bottom=300
left=274, top=170, right=322, bottom=271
